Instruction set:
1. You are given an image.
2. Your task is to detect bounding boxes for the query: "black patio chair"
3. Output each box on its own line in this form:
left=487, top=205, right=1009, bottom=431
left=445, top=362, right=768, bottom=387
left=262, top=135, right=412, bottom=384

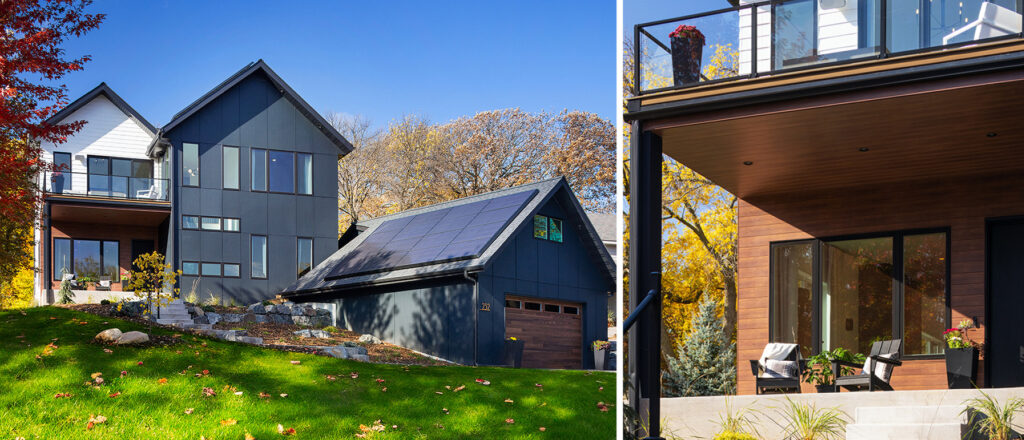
left=749, top=345, right=807, bottom=395
left=833, top=339, right=903, bottom=392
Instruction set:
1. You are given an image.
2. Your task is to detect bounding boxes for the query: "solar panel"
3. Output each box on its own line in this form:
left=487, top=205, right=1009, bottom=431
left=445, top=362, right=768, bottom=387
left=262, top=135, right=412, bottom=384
left=325, top=189, right=537, bottom=280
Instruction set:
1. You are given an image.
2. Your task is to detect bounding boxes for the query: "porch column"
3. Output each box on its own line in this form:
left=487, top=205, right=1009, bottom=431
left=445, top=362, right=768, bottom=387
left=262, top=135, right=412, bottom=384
left=628, top=125, right=663, bottom=439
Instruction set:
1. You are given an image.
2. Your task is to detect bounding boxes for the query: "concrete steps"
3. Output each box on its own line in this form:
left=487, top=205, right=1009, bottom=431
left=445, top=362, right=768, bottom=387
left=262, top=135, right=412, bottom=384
left=152, top=299, right=195, bottom=327
left=846, top=405, right=969, bottom=440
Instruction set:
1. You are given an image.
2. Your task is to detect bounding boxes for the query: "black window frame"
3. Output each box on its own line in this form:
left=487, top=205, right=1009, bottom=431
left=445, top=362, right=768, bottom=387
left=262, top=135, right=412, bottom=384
left=296, top=237, right=313, bottom=278
left=222, top=218, right=240, bottom=232
left=505, top=299, right=522, bottom=309
left=182, top=215, right=200, bottom=230
left=296, top=152, right=313, bottom=195
left=52, top=152, right=73, bottom=191
left=251, top=148, right=267, bottom=192
left=768, top=227, right=952, bottom=360
left=52, top=238, right=121, bottom=281
left=181, top=261, right=200, bottom=276
left=182, top=142, right=200, bottom=187
left=200, top=262, right=222, bottom=277
left=222, top=263, right=241, bottom=278
left=200, top=217, right=222, bottom=231
left=251, top=234, right=268, bottom=279
left=222, top=145, right=240, bottom=190
left=248, top=148, right=313, bottom=196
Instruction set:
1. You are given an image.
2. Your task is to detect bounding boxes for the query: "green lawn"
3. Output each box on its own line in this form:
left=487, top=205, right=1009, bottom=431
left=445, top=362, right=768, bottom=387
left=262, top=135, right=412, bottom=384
left=0, top=307, right=614, bottom=439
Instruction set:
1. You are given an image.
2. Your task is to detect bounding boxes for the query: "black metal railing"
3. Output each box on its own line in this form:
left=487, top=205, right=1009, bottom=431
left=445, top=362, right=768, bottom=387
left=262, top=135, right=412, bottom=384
left=634, top=0, right=1024, bottom=95
left=43, top=171, right=169, bottom=201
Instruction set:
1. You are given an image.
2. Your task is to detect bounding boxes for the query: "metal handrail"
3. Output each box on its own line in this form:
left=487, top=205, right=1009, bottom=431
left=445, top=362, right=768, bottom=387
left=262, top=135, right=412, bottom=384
left=633, top=0, right=1024, bottom=95
left=623, top=288, right=658, bottom=332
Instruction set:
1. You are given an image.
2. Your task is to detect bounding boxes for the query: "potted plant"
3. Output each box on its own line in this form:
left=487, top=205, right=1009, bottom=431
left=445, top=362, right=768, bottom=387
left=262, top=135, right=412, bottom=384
left=592, top=340, right=611, bottom=370
left=802, top=347, right=866, bottom=393
left=500, top=336, right=524, bottom=368
left=669, top=24, right=705, bottom=86
left=944, top=319, right=980, bottom=389
left=78, top=275, right=97, bottom=290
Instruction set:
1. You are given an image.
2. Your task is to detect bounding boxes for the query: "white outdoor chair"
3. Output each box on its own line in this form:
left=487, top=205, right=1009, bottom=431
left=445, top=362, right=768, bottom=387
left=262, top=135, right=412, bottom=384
left=943, top=2, right=1022, bottom=45
left=136, top=184, right=157, bottom=199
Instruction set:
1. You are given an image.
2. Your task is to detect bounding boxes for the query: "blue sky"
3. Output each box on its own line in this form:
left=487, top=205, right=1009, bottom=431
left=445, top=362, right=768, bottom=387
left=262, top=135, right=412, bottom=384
left=56, top=0, right=615, bottom=128
left=623, top=0, right=732, bottom=32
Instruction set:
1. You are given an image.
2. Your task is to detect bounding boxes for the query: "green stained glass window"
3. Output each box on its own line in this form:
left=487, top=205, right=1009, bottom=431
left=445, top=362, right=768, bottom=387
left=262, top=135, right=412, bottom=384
left=533, top=215, right=548, bottom=239
left=549, top=218, right=563, bottom=243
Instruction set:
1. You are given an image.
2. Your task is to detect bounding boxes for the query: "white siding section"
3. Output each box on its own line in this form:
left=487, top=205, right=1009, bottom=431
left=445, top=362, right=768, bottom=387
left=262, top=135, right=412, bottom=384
left=41, top=94, right=155, bottom=183
left=818, top=0, right=861, bottom=54
left=739, top=2, right=772, bottom=75
left=739, top=0, right=864, bottom=74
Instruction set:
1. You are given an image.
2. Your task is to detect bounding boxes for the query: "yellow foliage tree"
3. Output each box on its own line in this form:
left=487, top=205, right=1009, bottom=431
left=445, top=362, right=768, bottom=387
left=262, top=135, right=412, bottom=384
left=623, top=39, right=740, bottom=358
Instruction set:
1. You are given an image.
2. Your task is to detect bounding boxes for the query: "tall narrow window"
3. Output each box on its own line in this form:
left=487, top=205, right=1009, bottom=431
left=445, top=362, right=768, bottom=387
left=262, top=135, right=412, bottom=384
left=73, top=240, right=102, bottom=280
left=130, top=160, right=154, bottom=198
left=533, top=215, right=548, bottom=239
left=102, top=241, right=119, bottom=281
left=903, top=233, right=947, bottom=355
left=182, top=143, right=199, bottom=187
left=52, top=152, right=72, bottom=193
left=548, top=218, right=563, bottom=243
left=111, top=158, right=130, bottom=197
left=53, top=238, right=72, bottom=280
left=87, top=156, right=110, bottom=196
left=297, top=153, right=312, bottom=195
left=820, top=237, right=894, bottom=355
left=771, top=241, right=815, bottom=355
left=297, top=238, right=313, bottom=277
left=251, top=235, right=267, bottom=279
left=251, top=148, right=266, bottom=191
left=223, top=146, right=239, bottom=190
left=268, top=151, right=294, bottom=193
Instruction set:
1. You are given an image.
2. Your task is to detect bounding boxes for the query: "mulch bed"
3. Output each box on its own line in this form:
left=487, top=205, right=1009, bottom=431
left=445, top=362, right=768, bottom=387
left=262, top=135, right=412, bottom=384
left=63, top=303, right=447, bottom=366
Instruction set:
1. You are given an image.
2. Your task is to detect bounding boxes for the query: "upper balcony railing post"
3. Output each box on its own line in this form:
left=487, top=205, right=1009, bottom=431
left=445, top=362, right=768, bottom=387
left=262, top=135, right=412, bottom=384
left=879, top=0, right=888, bottom=58
left=751, top=2, right=758, bottom=77
left=634, top=24, right=642, bottom=96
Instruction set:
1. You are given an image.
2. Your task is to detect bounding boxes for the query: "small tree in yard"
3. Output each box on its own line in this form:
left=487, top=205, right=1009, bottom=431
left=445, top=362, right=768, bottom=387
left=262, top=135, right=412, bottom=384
left=663, top=295, right=736, bottom=397
left=122, top=252, right=179, bottom=333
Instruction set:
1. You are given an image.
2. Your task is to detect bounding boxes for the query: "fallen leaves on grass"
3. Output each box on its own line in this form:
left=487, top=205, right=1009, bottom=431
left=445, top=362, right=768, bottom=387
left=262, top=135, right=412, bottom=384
left=279, top=393, right=288, bottom=398
left=505, top=418, right=515, bottom=424
left=245, top=432, right=256, bottom=440
left=453, top=385, right=465, bottom=392
left=120, top=371, right=127, bottom=377
left=380, top=387, right=387, bottom=392
left=220, top=418, right=237, bottom=426
left=278, top=424, right=296, bottom=436
left=202, top=387, right=216, bottom=397
left=375, top=378, right=385, bottom=384
left=289, top=360, right=300, bottom=365
left=504, top=398, right=514, bottom=404
left=325, top=375, right=337, bottom=381
left=350, top=372, right=359, bottom=379
left=539, top=427, right=547, bottom=431
left=102, top=348, right=112, bottom=353
left=442, top=408, right=449, bottom=414
left=355, top=420, right=384, bottom=438
left=85, top=414, right=107, bottom=430
left=475, top=378, right=491, bottom=386
left=435, top=391, right=443, bottom=395
left=108, top=392, right=121, bottom=398
left=54, top=393, right=72, bottom=399
left=259, top=392, right=271, bottom=399
left=184, top=408, right=194, bottom=415
left=137, top=361, right=143, bottom=365
left=596, top=401, right=609, bottom=412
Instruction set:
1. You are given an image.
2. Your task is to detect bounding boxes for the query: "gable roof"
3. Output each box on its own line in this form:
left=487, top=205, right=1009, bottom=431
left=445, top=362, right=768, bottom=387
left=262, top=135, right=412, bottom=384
left=45, top=82, right=157, bottom=135
left=586, top=212, right=616, bottom=244
left=280, top=177, right=615, bottom=299
left=160, top=59, right=354, bottom=154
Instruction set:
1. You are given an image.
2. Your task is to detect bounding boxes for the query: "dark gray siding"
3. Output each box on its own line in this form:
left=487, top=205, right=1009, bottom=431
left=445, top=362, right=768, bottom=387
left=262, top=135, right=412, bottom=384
left=477, top=194, right=612, bottom=368
left=168, top=71, right=339, bottom=304
left=333, top=280, right=475, bottom=364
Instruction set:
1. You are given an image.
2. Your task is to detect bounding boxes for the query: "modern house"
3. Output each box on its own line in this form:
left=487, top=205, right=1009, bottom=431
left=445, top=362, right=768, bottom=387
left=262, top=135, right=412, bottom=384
left=34, top=60, right=352, bottom=306
left=279, top=177, right=615, bottom=369
left=627, top=0, right=1024, bottom=437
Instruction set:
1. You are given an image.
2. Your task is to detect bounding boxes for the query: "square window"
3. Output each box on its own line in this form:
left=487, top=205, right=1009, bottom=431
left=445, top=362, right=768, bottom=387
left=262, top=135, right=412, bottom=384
left=201, top=263, right=221, bottom=277
left=223, top=263, right=240, bottom=278
left=182, top=262, right=199, bottom=275
left=549, top=218, right=563, bottom=243
left=201, top=217, right=221, bottom=231
left=533, top=215, right=548, bottom=239
left=182, top=216, right=199, bottom=230
left=223, top=218, right=240, bottom=232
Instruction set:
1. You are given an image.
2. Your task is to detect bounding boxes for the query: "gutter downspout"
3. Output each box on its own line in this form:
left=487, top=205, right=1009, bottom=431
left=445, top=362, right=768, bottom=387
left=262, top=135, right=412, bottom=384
left=463, top=268, right=480, bottom=366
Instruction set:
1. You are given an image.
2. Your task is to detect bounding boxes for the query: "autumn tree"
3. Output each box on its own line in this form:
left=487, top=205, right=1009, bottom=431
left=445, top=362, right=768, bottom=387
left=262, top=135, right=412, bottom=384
left=334, top=109, right=615, bottom=225
left=0, top=0, right=104, bottom=288
left=623, top=38, right=740, bottom=361
left=329, top=113, right=385, bottom=226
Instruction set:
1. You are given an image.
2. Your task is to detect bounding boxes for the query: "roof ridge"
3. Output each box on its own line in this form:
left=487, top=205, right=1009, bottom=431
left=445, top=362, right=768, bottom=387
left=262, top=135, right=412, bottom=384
left=360, top=177, right=564, bottom=223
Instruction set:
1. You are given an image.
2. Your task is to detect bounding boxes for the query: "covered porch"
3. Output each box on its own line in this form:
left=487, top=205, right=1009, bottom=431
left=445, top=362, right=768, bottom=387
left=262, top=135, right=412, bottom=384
left=40, top=199, right=169, bottom=304
left=626, top=48, right=1024, bottom=438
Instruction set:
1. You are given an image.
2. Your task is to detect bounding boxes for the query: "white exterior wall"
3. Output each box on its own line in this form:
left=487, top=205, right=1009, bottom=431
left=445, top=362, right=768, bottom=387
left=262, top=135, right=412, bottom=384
left=739, top=0, right=863, bottom=74
left=35, top=94, right=156, bottom=305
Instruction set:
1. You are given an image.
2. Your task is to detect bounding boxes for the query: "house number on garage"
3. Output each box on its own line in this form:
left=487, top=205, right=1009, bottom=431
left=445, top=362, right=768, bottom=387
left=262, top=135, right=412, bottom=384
left=480, top=302, right=491, bottom=311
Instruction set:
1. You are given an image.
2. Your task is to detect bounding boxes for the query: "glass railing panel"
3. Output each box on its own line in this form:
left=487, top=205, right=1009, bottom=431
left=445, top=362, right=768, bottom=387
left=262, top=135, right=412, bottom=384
left=890, top=0, right=1022, bottom=52
left=774, top=0, right=881, bottom=70
left=43, top=171, right=169, bottom=201
left=637, top=8, right=743, bottom=92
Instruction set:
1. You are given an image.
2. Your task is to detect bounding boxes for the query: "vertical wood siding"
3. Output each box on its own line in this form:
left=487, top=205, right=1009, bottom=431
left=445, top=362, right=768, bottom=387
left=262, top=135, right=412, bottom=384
left=735, top=172, right=1024, bottom=394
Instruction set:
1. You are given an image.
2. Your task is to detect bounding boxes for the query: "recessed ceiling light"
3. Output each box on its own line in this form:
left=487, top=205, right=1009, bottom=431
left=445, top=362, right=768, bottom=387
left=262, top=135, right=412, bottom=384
left=858, top=147, right=870, bottom=152
left=987, top=132, right=998, bottom=138
left=743, top=161, right=753, bottom=166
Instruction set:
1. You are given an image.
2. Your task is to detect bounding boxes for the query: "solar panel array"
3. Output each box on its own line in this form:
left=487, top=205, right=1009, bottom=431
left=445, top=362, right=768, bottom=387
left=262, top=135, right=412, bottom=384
left=325, top=189, right=538, bottom=280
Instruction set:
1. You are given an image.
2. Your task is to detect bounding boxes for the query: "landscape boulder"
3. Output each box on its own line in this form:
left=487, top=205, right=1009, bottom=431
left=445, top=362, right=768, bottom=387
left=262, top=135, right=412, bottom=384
left=247, top=303, right=266, bottom=314
left=95, top=328, right=122, bottom=342
left=221, top=313, right=244, bottom=323
left=293, top=329, right=330, bottom=339
left=274, top=304, right=292, bottom=315
left=115, top=331, right=149, bottom=345
left=322, top=344, right=368, bottom=360
left=206, top=312, right=222, bottom=325
left=358, top=334, right=382, bottom=345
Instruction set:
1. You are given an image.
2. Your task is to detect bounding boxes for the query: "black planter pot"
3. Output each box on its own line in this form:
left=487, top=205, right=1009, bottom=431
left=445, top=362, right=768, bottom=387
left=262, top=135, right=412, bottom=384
left=670, top=37, right=704, bottom=86
left=945, top=347, right=978, bottom=389
left=594, top=349, right=607, bottom=370
left=815, top=384, right=837, bottom=393
left=501, top=339, right=524, bottom=368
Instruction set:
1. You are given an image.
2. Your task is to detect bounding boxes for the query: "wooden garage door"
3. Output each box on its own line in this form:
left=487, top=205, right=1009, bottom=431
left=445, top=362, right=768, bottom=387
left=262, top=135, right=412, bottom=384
left=504, top=296, right=582, bottom=369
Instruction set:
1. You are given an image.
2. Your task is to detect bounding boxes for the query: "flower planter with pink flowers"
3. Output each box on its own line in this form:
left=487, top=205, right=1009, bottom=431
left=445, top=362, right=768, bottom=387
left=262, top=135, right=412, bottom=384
left=669, top=24, right=705, bottom=86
